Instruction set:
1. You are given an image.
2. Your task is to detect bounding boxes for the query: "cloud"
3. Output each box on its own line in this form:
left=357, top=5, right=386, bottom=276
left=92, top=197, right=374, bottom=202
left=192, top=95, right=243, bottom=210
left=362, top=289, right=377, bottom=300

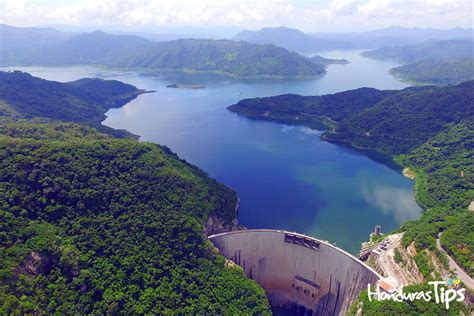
left=305, top=0, right=472, bottom=31
left=0, top=0, right=471, bottom=31
left=0, top=0, right=296, bottom=28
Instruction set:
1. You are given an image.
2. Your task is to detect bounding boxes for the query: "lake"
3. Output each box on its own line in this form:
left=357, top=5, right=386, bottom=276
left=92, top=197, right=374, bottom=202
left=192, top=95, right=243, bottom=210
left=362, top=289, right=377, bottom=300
left=4, top=50, right=421, bottom=254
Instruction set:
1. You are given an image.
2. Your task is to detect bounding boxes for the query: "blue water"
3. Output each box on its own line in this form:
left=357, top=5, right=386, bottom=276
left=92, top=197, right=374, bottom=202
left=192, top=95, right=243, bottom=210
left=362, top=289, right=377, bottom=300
left=4, top=50, right=421, bottom=254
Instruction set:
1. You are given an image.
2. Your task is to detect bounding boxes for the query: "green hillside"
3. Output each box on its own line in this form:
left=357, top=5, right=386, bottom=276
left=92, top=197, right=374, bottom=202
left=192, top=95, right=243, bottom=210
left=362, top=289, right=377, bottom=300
left=109, top=39, right=326, bottom=78
left=390, top=59, right=474, bottom=86
left=0, top=30, right=151, bottom=66
left=0, top=72, right=270, bottom=314
left=362, top=39, right=474, bottom=86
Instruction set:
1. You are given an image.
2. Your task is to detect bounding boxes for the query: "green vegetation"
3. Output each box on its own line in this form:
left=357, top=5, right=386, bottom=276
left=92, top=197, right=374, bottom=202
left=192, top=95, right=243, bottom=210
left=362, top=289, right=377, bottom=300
left=228, top=82, right=473, bottom=312
left=0, top=25, right=327, bottom=79
left=393, top=248, right=404, bottom=265
left=111, top=39, right=326, bottom=78
left=362, top=39, right=474, bottom=86
left=0, top=71, right=145, bottom=138
left=229, top=82, right=473, bottom=155
left=397, top=123, right=474, bottom=275
left=391, top=59, right=474, bottom=86
left=0, top=29, right=151, bottom=66
left=0, top=71, right=270, bottom=314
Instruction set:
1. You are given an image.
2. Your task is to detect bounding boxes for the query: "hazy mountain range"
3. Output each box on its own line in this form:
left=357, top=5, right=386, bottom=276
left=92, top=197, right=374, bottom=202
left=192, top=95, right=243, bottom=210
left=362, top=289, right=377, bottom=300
left=234, top=26, right=473, bottom=52
left=361, top=38, right=474, bottom=85
left=1, top=24, right=472, bottom=81
left=0, top=25, right=324, bottom=79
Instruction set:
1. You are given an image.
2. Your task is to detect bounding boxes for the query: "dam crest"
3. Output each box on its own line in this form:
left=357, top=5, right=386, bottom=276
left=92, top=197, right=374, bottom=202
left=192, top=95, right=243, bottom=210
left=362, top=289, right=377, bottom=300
left=209, top=229, right=382, bottom=315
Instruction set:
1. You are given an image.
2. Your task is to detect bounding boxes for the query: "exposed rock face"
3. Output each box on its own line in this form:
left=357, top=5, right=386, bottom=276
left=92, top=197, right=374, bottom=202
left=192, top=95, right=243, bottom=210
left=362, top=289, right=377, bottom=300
left=203, top=215, right=239, bottom=236
left=14, top=251, right=57, bottom=276
left=203, top=198, right=241, bottom=236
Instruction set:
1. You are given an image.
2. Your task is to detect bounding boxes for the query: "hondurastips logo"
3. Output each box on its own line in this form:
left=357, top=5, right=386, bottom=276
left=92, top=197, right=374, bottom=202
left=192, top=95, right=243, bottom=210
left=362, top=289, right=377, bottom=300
left=367, top=279, right=466, bottom=310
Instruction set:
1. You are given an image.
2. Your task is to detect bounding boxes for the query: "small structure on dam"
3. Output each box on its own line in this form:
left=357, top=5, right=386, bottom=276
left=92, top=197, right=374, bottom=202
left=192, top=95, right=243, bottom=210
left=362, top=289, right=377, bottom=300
left=209, top=229, right=382, bottom=315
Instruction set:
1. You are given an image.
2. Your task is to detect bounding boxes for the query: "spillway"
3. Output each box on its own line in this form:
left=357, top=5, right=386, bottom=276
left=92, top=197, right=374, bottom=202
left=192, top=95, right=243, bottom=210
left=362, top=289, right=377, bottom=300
left=209, top=229, right=381, bottom=315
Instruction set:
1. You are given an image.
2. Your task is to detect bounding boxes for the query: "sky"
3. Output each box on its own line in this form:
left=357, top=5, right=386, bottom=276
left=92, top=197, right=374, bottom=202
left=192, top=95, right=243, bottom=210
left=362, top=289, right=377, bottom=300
left=0, top=0, right=473, bottom=33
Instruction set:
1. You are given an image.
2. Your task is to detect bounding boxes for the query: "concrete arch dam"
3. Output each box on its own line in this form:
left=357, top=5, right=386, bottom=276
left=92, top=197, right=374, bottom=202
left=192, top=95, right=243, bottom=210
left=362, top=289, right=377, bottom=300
left=209, top=229, right=381, bottom=315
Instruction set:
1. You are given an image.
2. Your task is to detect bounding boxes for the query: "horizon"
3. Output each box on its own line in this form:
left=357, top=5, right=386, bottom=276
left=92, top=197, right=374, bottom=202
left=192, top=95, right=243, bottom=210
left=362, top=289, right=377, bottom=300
left=2, top=23, right=473, bottom=39
left=1, top=0, right=472, bottom=36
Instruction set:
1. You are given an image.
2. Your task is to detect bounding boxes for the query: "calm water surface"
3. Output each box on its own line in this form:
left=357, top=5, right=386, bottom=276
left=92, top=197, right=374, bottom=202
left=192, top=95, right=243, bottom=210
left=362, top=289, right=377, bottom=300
left=5, top=50, right=421, bottom=253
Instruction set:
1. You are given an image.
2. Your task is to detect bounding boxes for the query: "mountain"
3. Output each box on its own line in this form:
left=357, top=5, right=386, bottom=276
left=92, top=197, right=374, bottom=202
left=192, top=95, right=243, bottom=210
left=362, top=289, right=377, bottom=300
left=0, top=71, right=270, bottom=313
left=311, top=26, right=474, bottom=49
left=110, top=39, right=326, bottom=78
left=0, top=29, right=152, bottom=66
left=390, top=59, right=474, bottom=86
left=0, top=24, right=72, bottom=61
left=359, top=26, right=474, bottom=40
left=362, top=39, right=474, bottom=85
left=361, top=39, right=474, bottom=62
left=1, top=25, right=325, bottom=79
left=233, top=26, right=347, bottom=52
left=233, top=26, right=474, bottom=52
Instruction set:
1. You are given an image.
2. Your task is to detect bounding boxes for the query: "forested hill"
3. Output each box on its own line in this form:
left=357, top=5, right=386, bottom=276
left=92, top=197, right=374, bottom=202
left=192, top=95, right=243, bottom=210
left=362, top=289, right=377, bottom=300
left=0, top=71, right=144, bottom=137
left=0, top=29, right=151, bottom=66
left=0, top=25, right=326, bottom=79
left=0, top=72, right=270, bottom=313
left=228, top=82, right=474, bottom=155
left=361, top=39, right=474, bottom=85
left=109, top=39, right=325, bottom=78
left=390, top=59, right=474, bottom=86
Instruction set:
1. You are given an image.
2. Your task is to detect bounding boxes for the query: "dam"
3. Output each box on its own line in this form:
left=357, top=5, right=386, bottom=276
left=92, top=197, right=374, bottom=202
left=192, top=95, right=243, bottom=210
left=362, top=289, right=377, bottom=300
left=209, top=229, right=382, bottom=315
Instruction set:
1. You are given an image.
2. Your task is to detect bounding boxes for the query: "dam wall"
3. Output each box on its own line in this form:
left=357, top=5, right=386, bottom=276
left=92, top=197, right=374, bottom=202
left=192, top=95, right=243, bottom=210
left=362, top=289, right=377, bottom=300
left=209, top=229, right=381, bottom=315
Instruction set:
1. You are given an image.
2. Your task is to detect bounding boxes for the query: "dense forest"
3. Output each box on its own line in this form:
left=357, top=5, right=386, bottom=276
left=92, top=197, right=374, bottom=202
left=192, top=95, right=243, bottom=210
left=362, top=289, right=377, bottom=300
left=362, top=39, right=474, bottom=86
left=390, top=59, right=474, bottom=86
left=0, top=71, right=270, bottom=313
left=0, top=71, right=145, bottom=138
left=228, top=81, right=474, bottom=273
left=229, top=82, right=474, bottom=155
left=110, top=39, right=326, bottom=78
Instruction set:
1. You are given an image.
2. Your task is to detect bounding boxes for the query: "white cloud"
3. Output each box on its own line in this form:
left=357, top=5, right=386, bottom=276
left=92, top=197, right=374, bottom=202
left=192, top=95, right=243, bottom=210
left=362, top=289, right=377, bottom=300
left=306, top=0, right=472, bottom=31
left=0, top=0, right=471, bottom=31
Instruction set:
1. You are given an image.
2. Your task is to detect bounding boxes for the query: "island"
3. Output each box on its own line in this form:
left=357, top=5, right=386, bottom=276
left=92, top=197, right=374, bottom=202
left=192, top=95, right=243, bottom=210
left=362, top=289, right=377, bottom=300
left=309, top=54, right=350, bottom=65
left=166, top=83, right=206, bottom=89
left=110, top=39, right=326, bottom=79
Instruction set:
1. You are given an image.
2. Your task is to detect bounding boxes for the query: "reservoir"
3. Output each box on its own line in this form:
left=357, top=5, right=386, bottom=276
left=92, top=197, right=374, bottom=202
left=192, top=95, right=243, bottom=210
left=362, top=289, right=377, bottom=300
left=4, top=50, right=421, bottom=254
